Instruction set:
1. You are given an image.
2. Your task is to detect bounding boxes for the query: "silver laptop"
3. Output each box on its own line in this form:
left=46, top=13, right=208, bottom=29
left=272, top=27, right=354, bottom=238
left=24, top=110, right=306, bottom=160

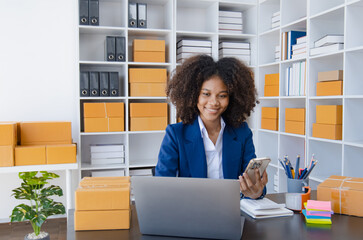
left=132, top=176, right=244, bottom=240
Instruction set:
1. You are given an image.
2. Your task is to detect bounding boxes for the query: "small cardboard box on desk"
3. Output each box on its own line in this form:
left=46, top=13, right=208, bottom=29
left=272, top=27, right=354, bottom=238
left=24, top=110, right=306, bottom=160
left=75, top=176, right=131, bottom=231
left=317, top=175, right=363, bottom=217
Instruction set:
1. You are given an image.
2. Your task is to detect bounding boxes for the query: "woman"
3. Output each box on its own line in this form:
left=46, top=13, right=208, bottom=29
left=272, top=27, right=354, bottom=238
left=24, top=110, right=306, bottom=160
left=155, top=55, right=267, bottom=199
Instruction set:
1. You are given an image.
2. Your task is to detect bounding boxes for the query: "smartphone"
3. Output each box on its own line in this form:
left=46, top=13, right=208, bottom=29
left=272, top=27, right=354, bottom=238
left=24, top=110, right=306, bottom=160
left=243, top=157, right=271, bottom=184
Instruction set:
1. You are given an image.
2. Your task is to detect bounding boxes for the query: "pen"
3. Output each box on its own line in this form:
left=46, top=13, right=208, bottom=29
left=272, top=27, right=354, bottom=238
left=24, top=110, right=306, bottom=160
left=284, top=156, right=292, bottom=179
left=299, top=168, right=307, bottom=179
left=304, top=161, right=317, bottom=179
left=295, top=155, right=300, bottom=179
left=279, top=159, right=288, bottom=176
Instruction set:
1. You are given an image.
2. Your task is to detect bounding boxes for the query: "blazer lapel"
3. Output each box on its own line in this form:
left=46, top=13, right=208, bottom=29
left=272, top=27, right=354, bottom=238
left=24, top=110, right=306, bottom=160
left=184, top=119, right=207, bottom=178
left=222, top=125, right=242, bottom=179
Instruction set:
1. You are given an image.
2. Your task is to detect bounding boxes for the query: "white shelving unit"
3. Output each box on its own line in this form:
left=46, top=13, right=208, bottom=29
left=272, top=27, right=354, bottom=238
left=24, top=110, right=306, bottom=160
left=256, top=0, right=363, bottom=194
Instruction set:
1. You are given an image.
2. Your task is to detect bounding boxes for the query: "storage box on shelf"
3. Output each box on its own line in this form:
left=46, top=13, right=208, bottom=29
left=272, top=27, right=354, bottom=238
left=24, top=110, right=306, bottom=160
left=285, top=108, right=305, bottom=135
left=261, top=107, right=278, bottom=131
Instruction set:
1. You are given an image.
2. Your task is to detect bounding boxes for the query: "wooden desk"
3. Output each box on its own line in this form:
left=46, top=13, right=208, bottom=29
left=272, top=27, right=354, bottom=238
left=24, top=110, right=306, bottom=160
left=67, top=192, right=363, bottom=240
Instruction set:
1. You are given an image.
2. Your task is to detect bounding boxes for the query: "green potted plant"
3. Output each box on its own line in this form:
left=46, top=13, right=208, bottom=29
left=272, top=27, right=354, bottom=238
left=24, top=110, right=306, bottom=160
left=10, top=171, right=66, bottom=240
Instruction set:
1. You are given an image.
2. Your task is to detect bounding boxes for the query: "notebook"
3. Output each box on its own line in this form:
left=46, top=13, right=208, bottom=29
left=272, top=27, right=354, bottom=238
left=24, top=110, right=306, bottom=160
left=240, top=197, right=293, bottom=219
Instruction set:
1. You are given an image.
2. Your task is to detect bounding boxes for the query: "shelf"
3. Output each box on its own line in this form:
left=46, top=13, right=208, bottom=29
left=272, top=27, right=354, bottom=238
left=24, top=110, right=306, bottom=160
left=128, top=28, right=171, bottom=37
left=279, top=96, right=306, bottom=100
left=309, top=137, right=343, bottom=145
left=81, top=163, right=127, bottom=171
left=345, top=95, right=363, bottom=99
left=344, top=141, right=363, bottom=148
left=176, top=31, right=216, bottom=38
left=309, top=50, right=344, bottom=60
left=280, top=17, right=307, bottom=32
left=128, top=97, right=167, bottom=100
left=310, top=3, right=345, bottom=20
left=259, top=27, right=279, bottom=37
left=0, top=163, right=78, bottom=174
left=280, top=132, right=306, bottom=139
left=259, top=62, right=279, bottom=68
left=79, top=61, right=126, bottom=66
left=258, top=96, right=279, bottom=100
left=128, top=130, right=165, bottom=135
left=280, top=57, right=307, bottom=64
left=345, top=46, right=363, bottom=53
left=218, top=33, right=256, bottom=39
left=129, top=159, right=157, bottom=168
left=80, top=132, right=127, bottom=136
left=79, top=25, right=125, bottom=35
left=127, top=62, right=172, bottom=66
left=309, top=96, right=343, bottom=100
left=80, top=97, right=126, bottom=100
left=257, top=129, right=279, bottom=134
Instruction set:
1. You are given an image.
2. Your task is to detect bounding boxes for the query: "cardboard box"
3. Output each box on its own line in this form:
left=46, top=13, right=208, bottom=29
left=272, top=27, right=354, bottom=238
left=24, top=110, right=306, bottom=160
left=261, top=118, right=278, bottom=131
left=109, top=117, right=124, bottom=132
left=317, top=175, right=363, bottom=217
left=130, top=103, right=168, bottom=117
left=80, top=176, right=130, bottom=187
left=74, top=209, right=130, bottom=230
left=316, top=80, right=343, bottom=96
left=0, top=146, right=14, bottom=167
left=75, top=185, right=130, bottom=211
left=129, top=68, right=167, bottom=83
left=265, top=73, right=279, bottom=85
left=264, top=85, right=279, bottom=97
left=46, top=144, right=76, bottom=164
left=20, top=122, right=72, bottom=146
left=133, top=40, right=166, bottom=63
left=312, top=123, right=342, bottom=140
left=105, top=103, right=124, bottom=118
left=15, top=146, right=46, bottom=166
left=285, top=120, right=305, bottom=135
left=261, top=107, right=279, bottom=119
left=316, top=105, right=342, bottom=124
left=285, top=108, right=305, bottom=122
left=134, top=51, right=165, bottom=63
left=130, top=117, right=168, bottom=131
left=83, top=103, right=106, bottom=118
left=84, top=118, right=108, bottom=132
left=318, top=70, right=343, bottom=82
left=0, top=122, right=17, bottom=146
left=130, top=83, right=166, bottom=97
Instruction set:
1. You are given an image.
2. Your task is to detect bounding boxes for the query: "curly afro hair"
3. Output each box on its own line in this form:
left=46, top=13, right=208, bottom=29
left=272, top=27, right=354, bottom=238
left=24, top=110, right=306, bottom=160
left=167, top=55, right=258, bottom=128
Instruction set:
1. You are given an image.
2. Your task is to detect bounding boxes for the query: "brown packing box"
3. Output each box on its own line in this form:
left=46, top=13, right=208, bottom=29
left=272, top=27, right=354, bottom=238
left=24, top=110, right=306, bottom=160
left=46, top=144, right=76, bottom=164
left=318, top=70, right=343, bottom=82
left=20, top=122, right=72, bottom=146
left=316, top=80, right=343, bottom=96
left=130, top=117, right=168, bottom=131
left=130, top=103, right=168, bottom=117
left=133, top=39, right=165, bottom=63
left=264, top=85, right=279, bottom=97
left=0, top=146, right=14, bottom=167
left=312, top=123, right=342, bottom=140
left=265, top=73, right=279, bottom=86
left=109, top=118, right=124, bottom=132
left=74, top=209, right=130, bottom=231
left=0, top=122, right=17, bottom=146
left=261, top=107, right=279, bottom=119
left=80, top=176, right=130, bottom=187
left=106, top=103, right=124, bottom=118
left=285, top=120, right=305, bottom=135
left=75, top=185, right=130, bottom=211
left=83, top=103, right=106, bottom=118
left=316, top=105, right=342, bottom=124
left=84, top=118, right=108, bottom=132
left=317, top=175, right=363, bottom=217
left=285, top=108, right=305, bottom=122
left=129, top=68, right=167, bottom=83
left=261, top=118, right=278, bottom=131
left=15, top=146, right=46, bottom=166
left=134, top=51, right=165, bottom=63
left=130, top=83, right=166, bottom=97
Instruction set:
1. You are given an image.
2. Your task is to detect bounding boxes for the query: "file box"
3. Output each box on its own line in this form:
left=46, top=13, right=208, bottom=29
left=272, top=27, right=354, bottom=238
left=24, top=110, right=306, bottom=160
left=130, top=103, right=168, bottom=131
left=74, top=209, right=130, bottom=230
left=0, top=122, right=17, bottom=146
left=15, top=146, right=46, bottom=166
left=264, top=85, right=279, bottom=97
left=285, top=120, right=305, bottom=135
left=133, top=39, right=165, bottom=62
left=285, top=108, right=305, bottom=122
left=46, top=144, right=76, bottom=164
left=261, top=107, right=279, bottom=119
left=316, top=80, right=343, bottom=96
left=130, top=117, right=168, bottom=131
left=316, top=105, right=342, bottom=124
left=265, top=73, right=279, bottom=86
left=261, top=118, right=278, bottom=131
left=84, top=118, right=108, bottom=132
left=318, top=70, right=343, bottom=82
left=312, top=123, right=342, bottom=140
left=0, top=146, right=14, bottom=167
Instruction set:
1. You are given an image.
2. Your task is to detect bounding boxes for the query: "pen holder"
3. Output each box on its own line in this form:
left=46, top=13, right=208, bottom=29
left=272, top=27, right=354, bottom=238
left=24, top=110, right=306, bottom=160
left=287, top=178, right=309, bottom=193
left=285, top=186, right=311, bottom=211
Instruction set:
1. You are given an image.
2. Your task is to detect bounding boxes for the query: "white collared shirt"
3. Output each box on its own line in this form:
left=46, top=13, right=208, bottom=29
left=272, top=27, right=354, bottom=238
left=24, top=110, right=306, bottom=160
left=198, top=116, right=226, bottom=179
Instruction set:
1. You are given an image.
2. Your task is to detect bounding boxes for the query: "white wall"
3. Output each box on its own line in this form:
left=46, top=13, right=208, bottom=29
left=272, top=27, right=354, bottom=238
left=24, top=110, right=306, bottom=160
left=0, top=0, right=78, bottom=221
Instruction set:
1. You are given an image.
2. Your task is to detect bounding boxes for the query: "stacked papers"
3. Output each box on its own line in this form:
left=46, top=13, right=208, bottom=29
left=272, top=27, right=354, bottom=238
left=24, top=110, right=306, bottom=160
left=240, top=197, right=293, bottom=219
left=292, top=36, right=307, bottom=60
left=219, top=41, right=251, bottom=65
left=90, top=144, right=125, bottom=165
left=219, top=10, right=243, bottom=34
left=302, top=200, right=333, bottom=225
left=271, top=11, right=280, bottom=29
left=310, top=34, right=344, bottom=56
left=176, top=39, right=212, bottom=63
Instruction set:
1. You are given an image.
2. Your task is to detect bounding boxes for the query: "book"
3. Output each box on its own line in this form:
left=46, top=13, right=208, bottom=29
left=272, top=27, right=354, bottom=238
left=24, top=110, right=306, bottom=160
left=219, top=29, right=243, bottom=34
left=271, top=15, right=280, bottom=23
left=296, top=35, right=307, bottom=44
left=177, top=39, right=212, bottom=48
left=292, top=42, right=306, bottom=51
left=314, top=34, right=344, bottom=48
left=91, top=158, right=125, bottom=165
left=91, top=151, right=125, bottom=159
left=310, top=43, right=344, bottom=56
left=177, top=46, right=212, bottom=54
left=272, top=11, right=280, bottom=17
left=220, top=48, right=250, bottom=55
left=271, top=21, right=280, bottom=28
left=90, top=144, right=125, bottom=152
left=219, top=16, right=242, bottom=24
left=219, top=10, right=242, bottom=18
left=288, top=31, right=306, bottom=59
left=219, top=42, right=250, bottom=49
left=240, top=198, right=293, bottom=219
left=219, top=23, right=243, bottom=30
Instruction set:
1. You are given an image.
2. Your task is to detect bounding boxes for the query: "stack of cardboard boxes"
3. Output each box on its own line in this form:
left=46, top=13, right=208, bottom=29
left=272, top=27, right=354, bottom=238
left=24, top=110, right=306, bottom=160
left=261, top=107, right=279, bottom=131
left=129, top=68, right=167, bottom=97
left=75, top=176, right=131, bottom=231
left=83, top=102, right=124, bottom=132
left=264, top=73, right=279, bottom=97
left=133, top=39, right=165, bottom=63
left=316, top=70, right=343, bottom=96
left=130, top=103, right=168, bottom=131
left=313, top=105, right=342, bottom=140
left=0, top=122, right=17, bottom=167
left=285, top=108, right=305, bottom=135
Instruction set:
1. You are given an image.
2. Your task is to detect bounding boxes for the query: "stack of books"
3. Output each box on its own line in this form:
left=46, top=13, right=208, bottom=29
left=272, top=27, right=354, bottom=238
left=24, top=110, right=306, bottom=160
left=90, top=144, right=125, bottom=165
left=176, top=39, right=212, bottom=63
left=219, top=41, right=250, bottom=65
left=310, top=34, right=344, bottom=56
left=281, top=30, right=306, bottom=60
left=271, top=11, right=280, bottom=29
left=285, top=61, right=306, bottom=96
left=240, top=197, right=293, bottom=219
left=275, top=45, right=280, bottom=62
left=292, top=36, right=307, bottom=60
left=302, top=200, right=333, bottom=225
left=219, top=10, right=243, bottom=34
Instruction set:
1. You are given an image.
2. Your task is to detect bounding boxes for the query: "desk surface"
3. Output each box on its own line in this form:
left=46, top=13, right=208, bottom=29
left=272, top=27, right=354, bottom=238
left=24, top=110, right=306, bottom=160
left=67, top=192, right=363, bottom=240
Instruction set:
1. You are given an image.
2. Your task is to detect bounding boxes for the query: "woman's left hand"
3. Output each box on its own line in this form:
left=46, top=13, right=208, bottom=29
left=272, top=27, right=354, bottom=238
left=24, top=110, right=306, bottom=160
left=239, top=168, right=268, bottom=199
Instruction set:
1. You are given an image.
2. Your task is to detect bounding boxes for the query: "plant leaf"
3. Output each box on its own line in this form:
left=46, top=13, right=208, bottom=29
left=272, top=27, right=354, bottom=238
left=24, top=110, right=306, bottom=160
left=40, top=201, right=65, bottom=217
left=40, top=185, right=63, bottom=197
left=10, top=204, right=35, bottom=222
left=19, top=172, right=38, bottom=180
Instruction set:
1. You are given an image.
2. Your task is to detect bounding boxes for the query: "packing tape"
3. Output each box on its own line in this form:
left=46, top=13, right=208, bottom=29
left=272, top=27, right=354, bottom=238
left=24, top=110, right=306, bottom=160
left=326, top=177, right=353, bottom=214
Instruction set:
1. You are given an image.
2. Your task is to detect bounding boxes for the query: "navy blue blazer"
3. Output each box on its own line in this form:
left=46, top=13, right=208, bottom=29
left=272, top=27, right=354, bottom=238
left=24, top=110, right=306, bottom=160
left=155, top=118, right=256, bottom=179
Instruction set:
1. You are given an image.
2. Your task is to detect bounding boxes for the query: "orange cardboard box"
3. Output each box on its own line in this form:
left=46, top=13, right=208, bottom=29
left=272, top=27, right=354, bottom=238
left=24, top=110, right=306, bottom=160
left=75, top=185, right=130, bottom=211
left=74, top=209, right=130, bottom=231
left=318, top=70, right=343, bottom=82
left=316, top=80, right=343, bottom=96
left=129, top=68, right=167, bottom=83
left=261, top=107, right=279, bottom=119
left=80, top=176, right=130, bottom=187
left=316, top=105, right=342, bottom=124
left=261, top=118, right=278, bottom=131
left=105, top=103, right=124, bottom=118
left=20, top=122, right=72, bottom=146
left=0, top=146, right=14, bottom=167
left=133, top=39, right=165, bottom=52
left=130, top=103, right=168, bottom=117
left=15, top=146, right=46, bottom=166
left=84, top=103, right=107, bottom=118
left=46, top=144, right=76, bottom=164
left=0, top=122, right=17, bottom=146
left=285, top=108, right=305, bottom=122
left=134, top=51, right=165, bottom=63
left=265, top=73, right=279, bottom=86
left=109, top=117, right=124, bottom=132
left=130, top=117, right=168, bottom=131
left=312, top=123, right=342, bottom=140
left=317, top=175, right=363, bottom=217
left=264, top=85, right=279, bottom=97
left=130, top=83, right=166, bottom=97
left=84, top=118, right=108, bottom=132
left=285, top=120, right=305, bottom=135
